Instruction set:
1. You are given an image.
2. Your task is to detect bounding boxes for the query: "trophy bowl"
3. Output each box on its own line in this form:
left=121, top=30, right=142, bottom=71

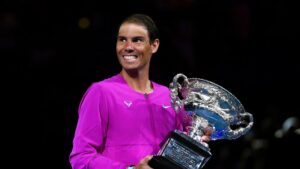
left=149, top=73, right=254, bottom=169
left=170, top=73, right=254, bottom=141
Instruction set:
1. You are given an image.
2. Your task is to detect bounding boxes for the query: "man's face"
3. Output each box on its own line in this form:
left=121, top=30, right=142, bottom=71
left=116, top=23, right=159, bottom=72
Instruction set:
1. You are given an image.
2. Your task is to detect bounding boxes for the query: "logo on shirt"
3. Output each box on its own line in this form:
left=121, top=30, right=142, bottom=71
left=124, top=100, right=132, bottom=108
left=162, top=104, right=171, bottom=109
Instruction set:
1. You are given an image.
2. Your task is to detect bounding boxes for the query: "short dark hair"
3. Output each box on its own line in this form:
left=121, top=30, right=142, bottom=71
left=119, top=14, right=159, bottom=43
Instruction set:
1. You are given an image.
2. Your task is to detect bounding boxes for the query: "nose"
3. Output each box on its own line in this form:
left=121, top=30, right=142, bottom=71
left=124, top=41, right=134, bottom=52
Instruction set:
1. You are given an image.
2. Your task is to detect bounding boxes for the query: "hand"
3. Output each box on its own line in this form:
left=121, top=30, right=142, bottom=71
left=198, top=125, right=213, bottom=147
left=201, top=125, right=213, bottom=142
left=184, top=125, right=213, bottom=146
left=134, top=155, right=153, bottom=169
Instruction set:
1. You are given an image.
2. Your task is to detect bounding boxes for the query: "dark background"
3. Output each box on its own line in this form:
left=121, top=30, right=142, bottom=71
left=2, top=0, right=299, bottom=169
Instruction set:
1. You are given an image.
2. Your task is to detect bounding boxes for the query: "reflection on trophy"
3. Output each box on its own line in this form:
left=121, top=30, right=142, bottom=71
left=148, top=73, right=254, bottom=169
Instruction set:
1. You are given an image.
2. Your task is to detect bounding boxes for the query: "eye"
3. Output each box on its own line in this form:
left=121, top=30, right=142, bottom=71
left=132, top=37, right=145, bottom=43
left=118, top=37, right=127, bottom=42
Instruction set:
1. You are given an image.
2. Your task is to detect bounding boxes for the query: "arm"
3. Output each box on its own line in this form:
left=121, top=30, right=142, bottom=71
left=69, top=83, right=127, bottom=169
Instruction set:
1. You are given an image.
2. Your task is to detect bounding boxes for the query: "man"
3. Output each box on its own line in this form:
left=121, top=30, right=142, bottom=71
left=70, top=14, right=209, bottom=169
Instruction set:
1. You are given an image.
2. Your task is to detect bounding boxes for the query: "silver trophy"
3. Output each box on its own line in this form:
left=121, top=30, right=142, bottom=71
left=149, top=73, right=254, bottom=169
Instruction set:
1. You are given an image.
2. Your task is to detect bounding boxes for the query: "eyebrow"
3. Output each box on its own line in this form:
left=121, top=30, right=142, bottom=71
left=118, top=35, right=145, bottom=38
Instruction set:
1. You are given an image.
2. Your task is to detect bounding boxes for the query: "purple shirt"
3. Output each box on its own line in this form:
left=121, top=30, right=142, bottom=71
left=70, top=74, right=184, bottom=169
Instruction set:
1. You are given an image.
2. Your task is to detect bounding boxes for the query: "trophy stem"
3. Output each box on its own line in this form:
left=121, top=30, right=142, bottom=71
left=188, top=115, right=208, bottom=141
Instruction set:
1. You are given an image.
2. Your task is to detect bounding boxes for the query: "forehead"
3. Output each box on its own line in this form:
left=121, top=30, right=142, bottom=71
left=118, top=23, right=149, bottom=38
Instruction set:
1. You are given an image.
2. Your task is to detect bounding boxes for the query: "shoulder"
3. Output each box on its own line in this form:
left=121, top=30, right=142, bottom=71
left=152, top=81, right=171, bottom=95
left=84, top=74, right=121, bottom=94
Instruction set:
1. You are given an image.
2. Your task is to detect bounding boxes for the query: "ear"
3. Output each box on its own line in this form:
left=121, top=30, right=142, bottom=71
left=151, top=39, right=160, bottom=54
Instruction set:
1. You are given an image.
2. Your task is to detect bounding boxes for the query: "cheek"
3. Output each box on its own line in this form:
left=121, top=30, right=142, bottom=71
left=137, top=46, right=150, bottom=53
left=144, top=47, right=153, bottom=55
left=116, top=42, right=123, bottom=51
left=116, top=45, right=121, bottom=52
left=116, top=47, right=123, bottom=56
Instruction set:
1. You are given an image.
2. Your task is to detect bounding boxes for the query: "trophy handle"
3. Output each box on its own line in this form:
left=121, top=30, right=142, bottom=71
left=226, top=112, right=254, bottom=140
left=170, top=73, right=189, bottom=112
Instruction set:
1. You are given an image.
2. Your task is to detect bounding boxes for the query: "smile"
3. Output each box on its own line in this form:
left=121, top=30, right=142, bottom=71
left=123, top=55, right=138, bottom=61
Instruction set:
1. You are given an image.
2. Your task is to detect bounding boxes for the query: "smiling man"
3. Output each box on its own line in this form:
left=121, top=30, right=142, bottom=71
left=69, top=14, right=185, bottom=169
left=69, top=14, right=210, bottom=169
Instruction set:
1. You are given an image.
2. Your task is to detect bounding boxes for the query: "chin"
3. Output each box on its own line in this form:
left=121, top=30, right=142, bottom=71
left=124, top=67, right=139, bottom=71
left=121, top=63, right=140, bottom=69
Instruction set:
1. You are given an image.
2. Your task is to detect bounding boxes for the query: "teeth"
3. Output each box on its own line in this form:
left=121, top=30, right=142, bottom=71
left=124, top=55, right=137, bottom=61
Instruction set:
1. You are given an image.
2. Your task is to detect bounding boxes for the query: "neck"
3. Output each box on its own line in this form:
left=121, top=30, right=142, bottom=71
left=120, top=69, right=153, bottom=94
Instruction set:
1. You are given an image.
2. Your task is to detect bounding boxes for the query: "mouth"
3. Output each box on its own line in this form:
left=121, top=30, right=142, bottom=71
left=123, top=55, right=138, bottom=62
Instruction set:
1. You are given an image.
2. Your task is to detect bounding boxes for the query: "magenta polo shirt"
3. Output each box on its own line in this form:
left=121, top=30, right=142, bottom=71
left=70, top=74, right=184, bottom=169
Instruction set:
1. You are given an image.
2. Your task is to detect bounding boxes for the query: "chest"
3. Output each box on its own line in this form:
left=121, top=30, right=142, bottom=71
left=105, top=92, right=177, bottom=139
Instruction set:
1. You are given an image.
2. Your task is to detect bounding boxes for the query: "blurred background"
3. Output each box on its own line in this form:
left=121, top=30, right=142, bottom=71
left=2, top=0, right=299, bottom=169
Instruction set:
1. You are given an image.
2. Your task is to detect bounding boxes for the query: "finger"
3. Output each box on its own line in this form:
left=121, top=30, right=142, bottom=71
left=146, top=155, right=153, bottom=161
left=204, top=125, right=213, bottom=136
left=201, top=135, right=211, bottom=142
left=141, top=155, right=153, bottom=163
left=185, top=126, right=192, bottom=133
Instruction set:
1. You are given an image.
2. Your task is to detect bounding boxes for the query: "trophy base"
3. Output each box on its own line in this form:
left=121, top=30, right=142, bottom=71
left=149, top=130, right=212, bottom=169
left=148, top=156, right=182, bottom=169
